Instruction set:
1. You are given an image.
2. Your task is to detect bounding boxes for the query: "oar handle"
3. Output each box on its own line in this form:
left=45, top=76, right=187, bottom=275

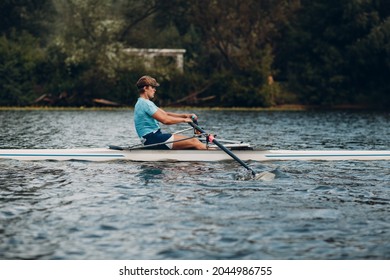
left=189, top=122, right=256, bottom=176
left=188, top=122, right=207, bottom=135
left=191, top=116, right=202, bottom=135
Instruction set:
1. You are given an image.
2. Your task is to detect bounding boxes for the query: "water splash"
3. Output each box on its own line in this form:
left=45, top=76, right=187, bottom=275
left=254, top=171, right=276, bottom=181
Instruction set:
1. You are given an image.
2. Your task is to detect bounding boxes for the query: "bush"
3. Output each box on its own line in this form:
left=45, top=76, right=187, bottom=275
left=0, top=32, right=47, bottom=106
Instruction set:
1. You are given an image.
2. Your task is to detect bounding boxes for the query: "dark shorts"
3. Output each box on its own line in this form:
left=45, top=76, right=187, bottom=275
left=142, top=129, right=174, bottom=150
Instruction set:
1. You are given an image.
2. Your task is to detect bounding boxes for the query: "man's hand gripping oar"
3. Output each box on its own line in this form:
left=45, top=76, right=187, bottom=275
left=189, top=122, right=275, bottom=181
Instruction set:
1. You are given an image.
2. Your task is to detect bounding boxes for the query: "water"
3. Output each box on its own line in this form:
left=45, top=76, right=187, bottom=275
left=0, top=109, right=389, bottom=259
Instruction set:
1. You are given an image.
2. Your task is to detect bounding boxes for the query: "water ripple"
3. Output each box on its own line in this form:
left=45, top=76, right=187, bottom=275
left=0, top=110, right=389, bottom=259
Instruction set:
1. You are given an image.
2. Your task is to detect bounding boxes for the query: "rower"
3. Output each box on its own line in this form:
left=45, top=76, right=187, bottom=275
left=134, top=75, right=208, bottom=150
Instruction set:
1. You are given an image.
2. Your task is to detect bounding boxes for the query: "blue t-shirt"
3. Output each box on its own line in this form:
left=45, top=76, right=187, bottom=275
left=134, top=98, right=160, bottom=137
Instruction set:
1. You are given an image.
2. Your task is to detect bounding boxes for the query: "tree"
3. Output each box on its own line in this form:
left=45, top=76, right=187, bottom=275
left=284, top=0, right=390, bottom=107
left=0, top=33, right=46, bottom=105
left=0, top=0, right=56, bottom=39
left=0, top=0, right=55, bottom=105
left=159, top=0, right=300, bottom=106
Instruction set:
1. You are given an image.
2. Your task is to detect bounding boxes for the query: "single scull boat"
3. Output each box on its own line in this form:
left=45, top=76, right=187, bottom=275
left=0, top=148, right=389, bottom=162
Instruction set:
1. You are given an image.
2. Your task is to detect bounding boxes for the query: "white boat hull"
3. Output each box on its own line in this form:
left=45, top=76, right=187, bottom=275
left=1, top=148, right=390, bottom=162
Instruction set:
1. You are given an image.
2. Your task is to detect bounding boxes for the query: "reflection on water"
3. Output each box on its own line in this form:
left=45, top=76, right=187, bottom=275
left=0, top=109, right=389, bottom=259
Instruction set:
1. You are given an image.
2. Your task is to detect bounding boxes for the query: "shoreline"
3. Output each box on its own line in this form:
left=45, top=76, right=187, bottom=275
left=0, top=104, right=389, bottom=112
left=0, top=104, right=386, bottom=111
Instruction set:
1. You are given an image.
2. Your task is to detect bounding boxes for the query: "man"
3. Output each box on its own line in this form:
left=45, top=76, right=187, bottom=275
left=134, top=75, right=207, bottom=150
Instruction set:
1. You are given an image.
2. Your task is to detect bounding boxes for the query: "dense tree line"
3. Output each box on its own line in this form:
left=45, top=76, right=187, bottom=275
left=0, top=0, right=389, bottom=108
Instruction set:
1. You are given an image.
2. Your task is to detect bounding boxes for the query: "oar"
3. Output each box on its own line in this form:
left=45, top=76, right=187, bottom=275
left=189, top=122, right=257, bottom=176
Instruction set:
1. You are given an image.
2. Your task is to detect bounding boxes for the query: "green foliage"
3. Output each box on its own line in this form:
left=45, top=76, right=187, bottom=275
left=0, top=0, right=388, bottom=108
left=163, top=0, right=298, bottom=107
left=0, top=0, right=56, bottom=39
left=284, top=0, right=390, bottom=108
left=0, top=32, right=46, bottom=105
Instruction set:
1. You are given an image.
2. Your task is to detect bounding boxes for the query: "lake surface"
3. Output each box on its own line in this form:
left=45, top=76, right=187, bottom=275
left=0, top=109, right=389, bottom=259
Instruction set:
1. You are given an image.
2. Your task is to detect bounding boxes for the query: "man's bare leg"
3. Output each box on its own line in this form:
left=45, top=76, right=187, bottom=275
left=172, top=135, right=207, bottom=150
